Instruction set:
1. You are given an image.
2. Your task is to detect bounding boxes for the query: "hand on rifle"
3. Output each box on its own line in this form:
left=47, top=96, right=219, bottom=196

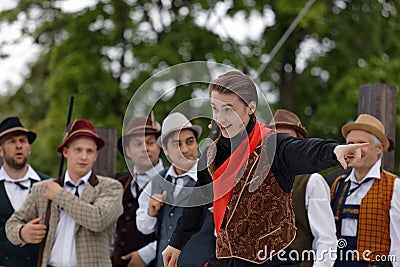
left=20, top=217, right=47, bottom=244
left=148, top=191, right=167, bottom=217
left=43, top=181, right=63, bottom=200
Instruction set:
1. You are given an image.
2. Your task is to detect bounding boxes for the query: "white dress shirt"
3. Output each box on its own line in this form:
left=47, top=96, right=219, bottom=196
left=133, top=160, right=163, bottom=265
left=340, top=159, right=400, bottom=267
left=305, top=173, right=337, bottom=267
left=136, top=162, right=198, bottom=235
left=0, top=165, right=41, bottom=211
left=48, top=170, right=90, bottom=267
left=131, top=160, right=164, bottom=198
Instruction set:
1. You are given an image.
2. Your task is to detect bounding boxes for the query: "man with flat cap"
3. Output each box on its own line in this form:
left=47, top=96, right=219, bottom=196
left=112, top=116, right=164, bottom=267
left=0, top=116, right=48, bottom=267
left=331, top=114, right=399, bottom=266
left=6, top=119, right=123, bottom=267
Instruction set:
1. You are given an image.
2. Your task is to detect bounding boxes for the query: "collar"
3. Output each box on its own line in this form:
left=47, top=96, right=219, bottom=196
left=346, top=158, right=382, bottom=183
left=133, top=159, right=164, bottom=178
left=165, top=160, right=198, bottom=182
left=64, top=170, right=92, bottom=186
left=0, top=165, right=41, bottom=182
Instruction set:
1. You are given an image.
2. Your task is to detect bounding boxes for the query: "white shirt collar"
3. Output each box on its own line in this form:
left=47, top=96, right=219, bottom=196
left=165, top=160, right=198, bottom=182
left=0, top=164, right=41, bottom=182
left=346, top=158, right=382, bottom=183
left=133, top=159, right=164, bottom=189
left=135, top=159, right=164, bottom=177
left=64, top=170, right=92, bottom=186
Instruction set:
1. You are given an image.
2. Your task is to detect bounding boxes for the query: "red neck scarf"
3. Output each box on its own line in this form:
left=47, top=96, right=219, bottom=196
left=212, top=121, right=270, bottom=233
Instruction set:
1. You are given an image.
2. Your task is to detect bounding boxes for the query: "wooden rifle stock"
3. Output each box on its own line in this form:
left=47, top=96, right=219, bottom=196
left=37, top=96, right=74, bottom=267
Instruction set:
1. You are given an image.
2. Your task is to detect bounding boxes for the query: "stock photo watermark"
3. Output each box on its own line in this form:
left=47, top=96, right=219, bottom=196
left=257, top=238, right=397, bottom=263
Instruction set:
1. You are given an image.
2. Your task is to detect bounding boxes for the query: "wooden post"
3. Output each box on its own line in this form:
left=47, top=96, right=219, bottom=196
left=358, top=83, right=397, bottom=172
left=92, top=127, right=117, bottom=178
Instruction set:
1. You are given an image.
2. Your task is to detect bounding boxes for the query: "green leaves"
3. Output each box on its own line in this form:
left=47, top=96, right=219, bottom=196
left=1, top=0, right=399, bottom=174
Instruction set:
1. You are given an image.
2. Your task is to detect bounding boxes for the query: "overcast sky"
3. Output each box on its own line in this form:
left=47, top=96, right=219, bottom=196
left=0, top=0, right=102, bottom=95
left=0, top=0, right=297, bottom=96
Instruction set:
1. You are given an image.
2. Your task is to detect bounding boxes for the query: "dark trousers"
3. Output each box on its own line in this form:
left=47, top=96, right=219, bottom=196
left=334, top=236, right=393, bottom=267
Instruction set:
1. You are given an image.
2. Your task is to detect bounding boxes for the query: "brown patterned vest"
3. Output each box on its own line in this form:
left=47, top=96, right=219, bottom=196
left=207, top=135, right=296, bottom=264
left=331, top=170, right=396, bottom=261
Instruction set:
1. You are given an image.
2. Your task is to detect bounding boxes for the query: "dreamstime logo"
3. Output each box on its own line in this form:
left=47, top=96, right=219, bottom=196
left=257, top=239, right=397, bottom=263
left=337, top=238, right=347, bottom=249
left=123, top=61, right=276, bottom=207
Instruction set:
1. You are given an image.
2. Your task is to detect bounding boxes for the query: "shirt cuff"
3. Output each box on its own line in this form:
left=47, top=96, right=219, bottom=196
left=137, top=241, right=157, bottom=265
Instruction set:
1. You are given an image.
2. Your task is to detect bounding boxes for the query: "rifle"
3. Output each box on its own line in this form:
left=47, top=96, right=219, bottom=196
left=37, top=96, right=74, bottom=267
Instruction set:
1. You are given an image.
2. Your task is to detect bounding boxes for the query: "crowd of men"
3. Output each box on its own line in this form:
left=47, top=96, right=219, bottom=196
left=0, top=70, right=398, bottom=267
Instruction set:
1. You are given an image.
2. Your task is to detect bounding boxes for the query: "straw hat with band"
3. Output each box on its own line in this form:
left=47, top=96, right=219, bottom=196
left=57, top=119, right=105, bottom=153
left=341, top=114, right=389, bottom=151
left=0, top=116, right=37, bottom=144
left=268, top=109, right=308, bottom=138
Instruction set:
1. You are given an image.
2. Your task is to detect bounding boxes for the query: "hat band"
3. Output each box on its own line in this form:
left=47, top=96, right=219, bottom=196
left=63, top=129, right=99, bottom=141
left=0, top=127, right=30, bottom=138
left=126, top=125, right=159, bottom=135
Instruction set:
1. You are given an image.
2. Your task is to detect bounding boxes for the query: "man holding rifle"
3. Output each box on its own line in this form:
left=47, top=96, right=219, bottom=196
left=5, top=119, right=123, bottom=267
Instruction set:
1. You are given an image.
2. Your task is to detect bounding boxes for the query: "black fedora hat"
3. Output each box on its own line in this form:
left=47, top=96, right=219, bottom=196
left=0, top=116, right=37, bottom=144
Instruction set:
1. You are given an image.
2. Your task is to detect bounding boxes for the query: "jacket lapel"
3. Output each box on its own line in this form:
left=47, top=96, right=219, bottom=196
left=75, top=173, right=99, bottom=234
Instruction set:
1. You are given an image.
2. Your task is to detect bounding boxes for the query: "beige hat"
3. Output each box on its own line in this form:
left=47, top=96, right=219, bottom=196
left=157, top=112, right=202, bottom=147
left=268, top=109, right=308, bottom=138
left=341, top=114, right=389, bottom=151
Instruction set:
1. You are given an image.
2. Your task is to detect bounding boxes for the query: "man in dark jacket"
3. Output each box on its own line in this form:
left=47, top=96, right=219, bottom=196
left=112, top=116, right=164, bottom=267
left=0, top=116, right=48, bottom=267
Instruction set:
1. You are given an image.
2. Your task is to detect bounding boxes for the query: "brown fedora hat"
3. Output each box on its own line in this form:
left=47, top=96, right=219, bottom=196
left=341, top=114, right=389, bottom=151
left=269, top=109, right=308, bottom=138
left=118, top=116, right=161, bottom=155
left=57, top=119, right=105, bottom=153
left=0, top=116, right=37, bottom=144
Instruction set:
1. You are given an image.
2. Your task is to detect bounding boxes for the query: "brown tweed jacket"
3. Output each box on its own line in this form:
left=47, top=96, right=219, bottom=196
left=5, top=173, right=123, bottom=267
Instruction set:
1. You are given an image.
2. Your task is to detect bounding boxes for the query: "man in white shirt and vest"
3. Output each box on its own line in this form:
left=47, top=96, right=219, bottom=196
left=270, top=109, right=337, bottom=267
left=137, top=112, right=215, bottom=267
left=112, top=116, right=164, bottom=267
left=0, top=116, right=49, bottom=267
left=6, top=119, right=123, bottom=267
left=331, top=114, right=399, bottom=267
